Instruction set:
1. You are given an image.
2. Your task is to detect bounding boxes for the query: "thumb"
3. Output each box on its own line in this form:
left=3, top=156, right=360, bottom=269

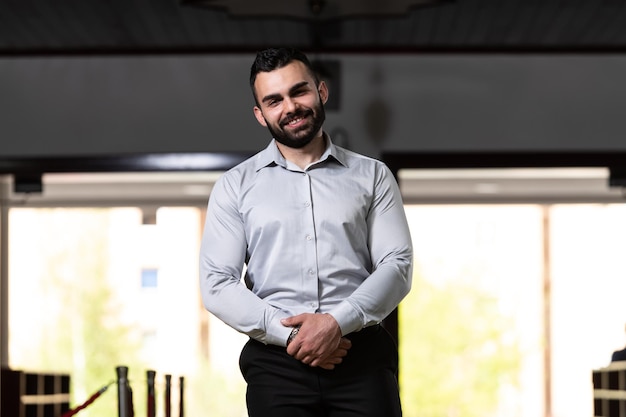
left=281, top=314, right=304, bottom=327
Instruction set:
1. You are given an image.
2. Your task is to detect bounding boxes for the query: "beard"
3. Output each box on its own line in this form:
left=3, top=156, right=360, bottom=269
left=265, top=99, right=326, bottom=149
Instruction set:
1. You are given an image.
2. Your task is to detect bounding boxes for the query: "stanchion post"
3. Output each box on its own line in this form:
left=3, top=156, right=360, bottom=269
left=164, top=374, right=172, bottom=417
left=178, top=376, right=184, bottom=417
left=116, top=366, right=133, bottom=417
left=146, top=370, right=156, bottom=417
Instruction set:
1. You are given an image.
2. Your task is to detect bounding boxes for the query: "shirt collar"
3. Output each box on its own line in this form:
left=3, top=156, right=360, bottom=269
left=254, top=132, right=347, bottom=172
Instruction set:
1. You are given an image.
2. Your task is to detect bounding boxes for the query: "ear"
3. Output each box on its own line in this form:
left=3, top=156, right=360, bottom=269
left=318, top=81, right=329, bottom=105
left=253, top=106, right=268, bottom=127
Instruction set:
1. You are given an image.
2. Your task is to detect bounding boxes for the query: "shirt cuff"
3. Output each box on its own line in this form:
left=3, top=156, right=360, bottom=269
left=328, top=300, right=363, bottom=336
left=265, top=316, right=296, bottom=347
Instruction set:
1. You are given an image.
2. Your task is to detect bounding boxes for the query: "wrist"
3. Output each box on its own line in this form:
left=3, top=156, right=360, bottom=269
left=286, top=326, right=300, bottom=346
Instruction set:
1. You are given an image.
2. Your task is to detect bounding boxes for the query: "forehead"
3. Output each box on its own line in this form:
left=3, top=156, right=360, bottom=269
left=253, top=61, right=315, bottom=98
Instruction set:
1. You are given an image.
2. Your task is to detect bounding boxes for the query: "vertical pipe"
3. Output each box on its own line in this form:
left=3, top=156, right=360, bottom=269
left=178, top=376, right=184, bottom=417
left=146, top=370, right=156, bottom=417
left=164, top=374, right=171, bottom=417
left=542, top=205, right=552, bottom=417
left=1, top=177, right=10, bottom=368
left=116, top=366, right=132, bottom=417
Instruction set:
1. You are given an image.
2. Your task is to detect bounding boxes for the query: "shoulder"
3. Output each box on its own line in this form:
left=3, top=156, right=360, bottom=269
left=332, top=147, right=400, bottom=202
left=334, top=145, right=391, bottom=174
left=216, top=148, right=267, bottom=187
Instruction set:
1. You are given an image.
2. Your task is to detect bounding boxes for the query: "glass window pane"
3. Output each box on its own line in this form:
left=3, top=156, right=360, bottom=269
left=400, top=203, right=626, bottom=417
left=399, top=205, right=545, bottom=417
left=8, top=206, right=247, bottom=417
left=550, top=204, right=626, bottom=417
left=141, top=268, right=159, bottom=288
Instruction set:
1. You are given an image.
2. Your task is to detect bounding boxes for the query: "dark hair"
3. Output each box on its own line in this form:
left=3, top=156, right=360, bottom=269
left=249, top=47, right=320, bottom=103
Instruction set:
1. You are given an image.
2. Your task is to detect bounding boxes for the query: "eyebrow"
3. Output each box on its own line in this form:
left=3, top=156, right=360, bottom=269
left=260, top=81, right=311, bottom=104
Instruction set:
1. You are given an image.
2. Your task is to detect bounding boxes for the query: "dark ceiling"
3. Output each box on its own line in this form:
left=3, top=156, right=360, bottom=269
left=1, top=0, right=626, bottom=55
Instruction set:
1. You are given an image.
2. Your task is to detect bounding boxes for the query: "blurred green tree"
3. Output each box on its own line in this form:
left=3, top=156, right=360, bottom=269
left=400, top=273, right=521, bottom=417
left=33, top=209, right=146, bottom=417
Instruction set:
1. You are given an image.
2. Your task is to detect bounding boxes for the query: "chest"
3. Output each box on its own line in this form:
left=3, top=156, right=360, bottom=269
left=239, top=167, right=373, bottom=232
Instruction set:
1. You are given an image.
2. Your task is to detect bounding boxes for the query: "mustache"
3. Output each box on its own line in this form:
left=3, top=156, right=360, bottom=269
left=280, top=109, right=312, bottom=127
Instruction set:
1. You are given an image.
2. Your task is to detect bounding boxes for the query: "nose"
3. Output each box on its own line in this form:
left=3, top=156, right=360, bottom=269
left=283, top=97, right=297, bottom=113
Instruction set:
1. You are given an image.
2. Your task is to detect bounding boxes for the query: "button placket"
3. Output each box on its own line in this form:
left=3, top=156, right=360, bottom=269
left=301, top=171, right=319, bottom=310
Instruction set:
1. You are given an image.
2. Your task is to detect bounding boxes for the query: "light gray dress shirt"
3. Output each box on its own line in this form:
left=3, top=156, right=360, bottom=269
left=199, top=137, right=413, bottom=346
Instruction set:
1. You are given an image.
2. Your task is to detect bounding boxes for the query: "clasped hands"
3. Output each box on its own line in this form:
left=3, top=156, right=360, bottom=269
left=281, top=313, right=352, bottom=370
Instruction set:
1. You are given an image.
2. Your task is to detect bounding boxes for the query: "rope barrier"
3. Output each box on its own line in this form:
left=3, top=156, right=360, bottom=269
left=57, top=366, right=184, bottom=417
left=60, top=381, right=114, bottom=417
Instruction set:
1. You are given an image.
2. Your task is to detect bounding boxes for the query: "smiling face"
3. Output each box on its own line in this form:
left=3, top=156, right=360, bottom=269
left=253, top=60, right=328, bottom=149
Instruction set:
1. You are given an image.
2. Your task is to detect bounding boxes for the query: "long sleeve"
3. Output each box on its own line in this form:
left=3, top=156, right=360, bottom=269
left=199, top=172, right=292, bottom=346
left=328, top=164, right=413, bottom=336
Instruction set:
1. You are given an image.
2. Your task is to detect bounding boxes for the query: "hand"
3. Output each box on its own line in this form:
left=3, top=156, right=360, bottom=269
left=282, top=313, right=351, bottom=369
left=316, top=337, right=352, bottom=370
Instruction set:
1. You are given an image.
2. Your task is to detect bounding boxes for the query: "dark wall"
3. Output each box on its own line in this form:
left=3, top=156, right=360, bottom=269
left=2, top=54, right=626, bottom=160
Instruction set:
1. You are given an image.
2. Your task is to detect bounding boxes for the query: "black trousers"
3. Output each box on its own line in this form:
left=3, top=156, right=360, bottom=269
left=239, top=325, right=402, bottom=417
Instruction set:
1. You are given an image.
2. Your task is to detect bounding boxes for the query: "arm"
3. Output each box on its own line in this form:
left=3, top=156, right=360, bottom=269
left=329, top=163, right=413, bottom=336
left=199, top=173, right=292, bottom=346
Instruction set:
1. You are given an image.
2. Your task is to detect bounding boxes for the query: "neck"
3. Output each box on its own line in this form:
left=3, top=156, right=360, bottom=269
left=276, top=132, right=326, bottom=170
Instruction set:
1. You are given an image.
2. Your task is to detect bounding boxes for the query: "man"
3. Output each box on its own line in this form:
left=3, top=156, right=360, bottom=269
left=199, top=47, right=413, bottom=416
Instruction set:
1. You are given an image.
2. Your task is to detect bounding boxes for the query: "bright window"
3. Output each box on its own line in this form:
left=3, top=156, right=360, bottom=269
left=8, top=206, right=247, bottom=417
left=6, top=171, right=626, bottom=417
left=399, top=204, right=626, bottom=417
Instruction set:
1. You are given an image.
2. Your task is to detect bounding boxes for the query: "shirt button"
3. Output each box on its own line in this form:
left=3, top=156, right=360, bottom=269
left=306, top=235, right=312, bottom=241
left=310, top=302, right=317, bottom=309
left=304, top=201, right=310, bottom=207
left=308, top=269, right=315, bottom=275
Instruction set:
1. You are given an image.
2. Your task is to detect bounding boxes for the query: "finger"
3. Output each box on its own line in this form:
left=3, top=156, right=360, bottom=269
left=332, top=348, right=348, bottom=358
left=292, top=348, right=306, bottom=361
left=318, top=359, right=341, bottom=370
left=297, top=350, right=316, bottom=364
left=309, top=358, right=322, bottom=367
left=280, top=314, right=303, bottom=327
left=312, top=355, right=342, bottom=368
left=317, top=360, right=337, bottom=370
left=339, top=338, right=352, bottom=349
left=311, top=353, right=337, bottom=366
left=286, top=342, right=299, bottom=356
left=324, top=356, right=343, bottom=365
